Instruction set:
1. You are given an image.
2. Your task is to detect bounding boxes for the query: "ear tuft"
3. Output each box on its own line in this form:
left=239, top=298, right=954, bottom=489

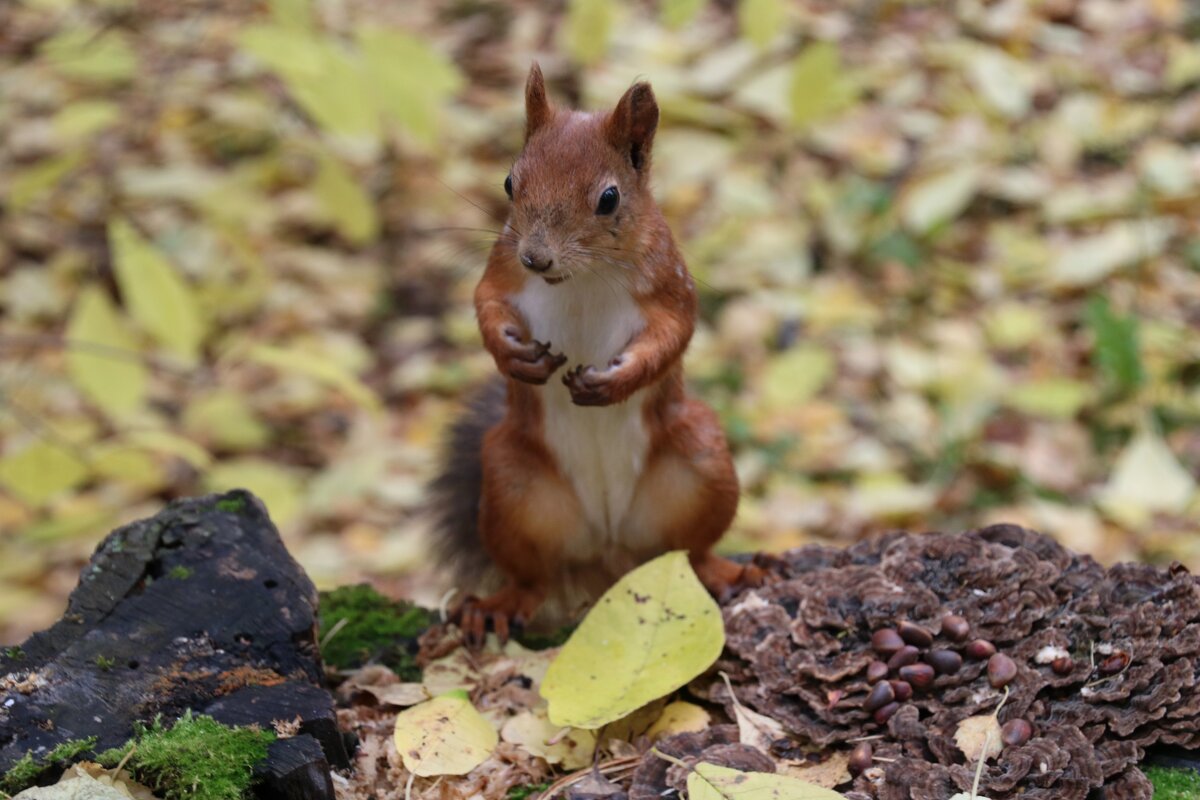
left=525, top=62, right=552, bottom=140
left=607, top=81, right=659, bottom=171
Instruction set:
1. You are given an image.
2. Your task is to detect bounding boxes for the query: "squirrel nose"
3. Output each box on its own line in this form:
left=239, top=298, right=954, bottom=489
left=520, top=252, right=553, bottom=273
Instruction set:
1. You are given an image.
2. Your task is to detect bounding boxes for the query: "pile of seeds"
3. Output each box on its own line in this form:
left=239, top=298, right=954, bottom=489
left=702, top=525, right=1200, bottom=799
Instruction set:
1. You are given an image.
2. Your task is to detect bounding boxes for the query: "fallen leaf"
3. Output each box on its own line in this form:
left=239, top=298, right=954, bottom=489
left=645, top=700, right=711, bottom=741
left=66, top=285, right=147, bottom=419
left=687, top=762, right=847, bottom=799
left=1097, top=428, right=1196, bottom=527
left=109, top=218, right=206, bottom=363
left=393, top=691, right=498, bottom=777
left=541, top=551, right=724, bottom=729
left=501, top=709, right=596, bottom=769
left=0, top=442, right=90, bottom=508
left=1050, top=219, right=1175, bottom=287
left=955, top=714, right=1003, bottom=762
left=563, top=0, right=613, bottom=66
left=778, top=752, right=851, bottom=789
left=902, top=167, right=981, bottom=234
left=789, top=42, right=859, bottom=130
left=245, top=344, right=381, bottom=413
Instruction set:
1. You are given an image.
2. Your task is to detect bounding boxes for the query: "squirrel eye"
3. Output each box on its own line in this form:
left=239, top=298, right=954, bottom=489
left=504, top=174, right=513, bottom=199
left=596, top=186, right=619, bottom=215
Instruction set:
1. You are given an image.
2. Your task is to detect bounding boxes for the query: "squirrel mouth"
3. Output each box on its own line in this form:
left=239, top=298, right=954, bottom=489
left=543, top=274, right=571, bottom=285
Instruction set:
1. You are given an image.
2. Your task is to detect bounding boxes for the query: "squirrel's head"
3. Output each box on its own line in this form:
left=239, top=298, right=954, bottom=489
left=502, top=62, right=659, bottom=285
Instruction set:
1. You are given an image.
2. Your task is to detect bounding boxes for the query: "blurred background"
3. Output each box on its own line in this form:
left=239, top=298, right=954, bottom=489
left=2, top=0, right=1199, bottom=644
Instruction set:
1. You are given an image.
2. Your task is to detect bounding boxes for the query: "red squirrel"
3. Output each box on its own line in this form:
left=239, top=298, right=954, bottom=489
left=431, top=64, right=762, bottom=645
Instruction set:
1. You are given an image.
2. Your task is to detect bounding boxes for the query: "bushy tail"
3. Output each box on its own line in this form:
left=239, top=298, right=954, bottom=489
left=427, top=378, right=506, bottom=583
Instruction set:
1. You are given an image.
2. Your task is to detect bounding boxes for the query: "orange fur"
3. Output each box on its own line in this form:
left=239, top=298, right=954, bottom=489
left=457, top=64, right=752, bottom=643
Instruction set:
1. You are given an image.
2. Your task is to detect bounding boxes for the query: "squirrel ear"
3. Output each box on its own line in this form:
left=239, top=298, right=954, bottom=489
left=607, top=82, right=658, bottom=171
left=525, top=62, right=551, bottom=140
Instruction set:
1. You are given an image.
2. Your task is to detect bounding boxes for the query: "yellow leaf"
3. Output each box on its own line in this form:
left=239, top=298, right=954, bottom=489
left=8, top=152, right=85, bottom=211
left=66, top=286, right=147, bottom=419
left=0, top=442, right=89, bottom=507
left=203, top=459, right=303, bottom=528
left=661, top=0, right=706, bottom=28
left=646, top=701, right=711, bottom=741
left=54, top=101, right=121, bottom=141
left=902, top=167, right=981, bottom=234
left=564, top=0, right=613, bottom=66
left=393, top=693, right=498, bottom=777
left=358, top=27, right=463, bottom=149
left=122, top=429, right=213, bottom=470
left=541, top=551, right=724, bottom=729
left=246, top=344, right=381, bottom=413
left=1006, top=379, right=1092, bottom=419
left=760, top=345, right=835, bottom=410
left=687, top=762, right=848, bottom=799
left=182, top=390, right=270, bottom=451
left=91, top=445, right=164, bottom=493
left=313, top=150, right=378, bottom=244
left=500, top=710, right=596, bottom=769
left=109, top=219, right=206, bottom=363
left=271, top=0, right=313, bottom=31
left=41, top=28, right=137, bottom=84
left=1098, top=428, right=1196, bottom=527
left=738, top=0, right=786, bottom=49
left=788, top=42, right=859, bottom=130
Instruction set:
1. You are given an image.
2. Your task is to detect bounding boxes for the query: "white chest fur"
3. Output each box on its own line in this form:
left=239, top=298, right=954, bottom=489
left=514, top=273, right=650, bottom=555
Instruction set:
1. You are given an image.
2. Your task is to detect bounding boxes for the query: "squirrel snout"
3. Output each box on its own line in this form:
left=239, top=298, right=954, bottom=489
left=519, top=250, right=554, bottom=273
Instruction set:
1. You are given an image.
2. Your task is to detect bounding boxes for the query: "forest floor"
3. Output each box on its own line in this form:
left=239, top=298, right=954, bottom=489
left=1, top=0, right=1198, bottom=644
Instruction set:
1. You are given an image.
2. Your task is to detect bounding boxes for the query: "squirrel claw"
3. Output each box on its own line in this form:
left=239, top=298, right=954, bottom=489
left=452, top=588, right=540, bottom=650
left=562, top=364, right=616, bottom=406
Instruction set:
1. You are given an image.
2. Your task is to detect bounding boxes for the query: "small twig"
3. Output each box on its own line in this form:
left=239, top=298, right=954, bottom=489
left=319, top=617, right=350, bottom=651
left=404, top=772, right=414, bottom=800
left=847, top=734, right=887, bottom=743
left=539, top=757, right=640, bottom=799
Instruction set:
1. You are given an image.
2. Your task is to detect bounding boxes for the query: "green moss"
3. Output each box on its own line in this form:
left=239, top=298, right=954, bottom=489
left=318, top=584, right=434, bottom=679
left=3, top=646, right=23, bottom=661
left=515, top=624, right=576, bottom=651
left=214, top=495, right=247, bottom=513
left=0, top=737, right=97, bottom=795
left=95, top=655, right=115, bottom=671
left=97, top=712, right=273, bottom=800
left=505, top=782, right=551, bottom=800
left=1, top=752, right=41, bottom=796
left=169, top=565, right=194, bottom=580
left=1147, top=766, right=1200, bottom=799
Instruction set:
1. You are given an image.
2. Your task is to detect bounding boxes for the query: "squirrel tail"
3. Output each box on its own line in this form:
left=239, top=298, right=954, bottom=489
left=426, top=377, right=506, bottom=583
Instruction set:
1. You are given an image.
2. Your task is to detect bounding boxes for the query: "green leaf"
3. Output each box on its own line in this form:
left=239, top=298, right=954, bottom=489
left=393, top=694, right=498, bottom=777
left=1085, top=295, right=1144, bottom=395
left=66, top=286, right=148, bottom=418
left=8, top=152, right=85, bottom=211
left=245, top=344, right=381, bottom=412
left=564, top=0, right=614, bottom=66
left=358, top=26, right=463, bottom=148
left=788, top=42, right=859, bottom=131
left=312, top=150, right=378, bottom=244
left=0, top=442, right=90, bottom=507
left=541, top=551, right=724, bottom=729
left=738, top=0, right=786, bottom=50
left=687, top=762, right=848, bottom=799
left=41, top=28, right=137, bottom=83
left=662, top=0, right=706, bottom=28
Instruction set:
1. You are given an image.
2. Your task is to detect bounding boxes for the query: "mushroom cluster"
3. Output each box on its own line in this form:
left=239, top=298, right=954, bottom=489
left=704, top=524, right=1200, bottom=799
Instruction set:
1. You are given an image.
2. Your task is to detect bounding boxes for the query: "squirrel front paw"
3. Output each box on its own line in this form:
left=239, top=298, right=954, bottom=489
left=500, top=326, right=567, bottom=384
left=562, top=361, right=622, bottom=406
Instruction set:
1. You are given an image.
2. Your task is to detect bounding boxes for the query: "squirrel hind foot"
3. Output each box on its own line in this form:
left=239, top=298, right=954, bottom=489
left=692, top=553, right=773, bottom=603
left=453, top=585, right=546, bottom=649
